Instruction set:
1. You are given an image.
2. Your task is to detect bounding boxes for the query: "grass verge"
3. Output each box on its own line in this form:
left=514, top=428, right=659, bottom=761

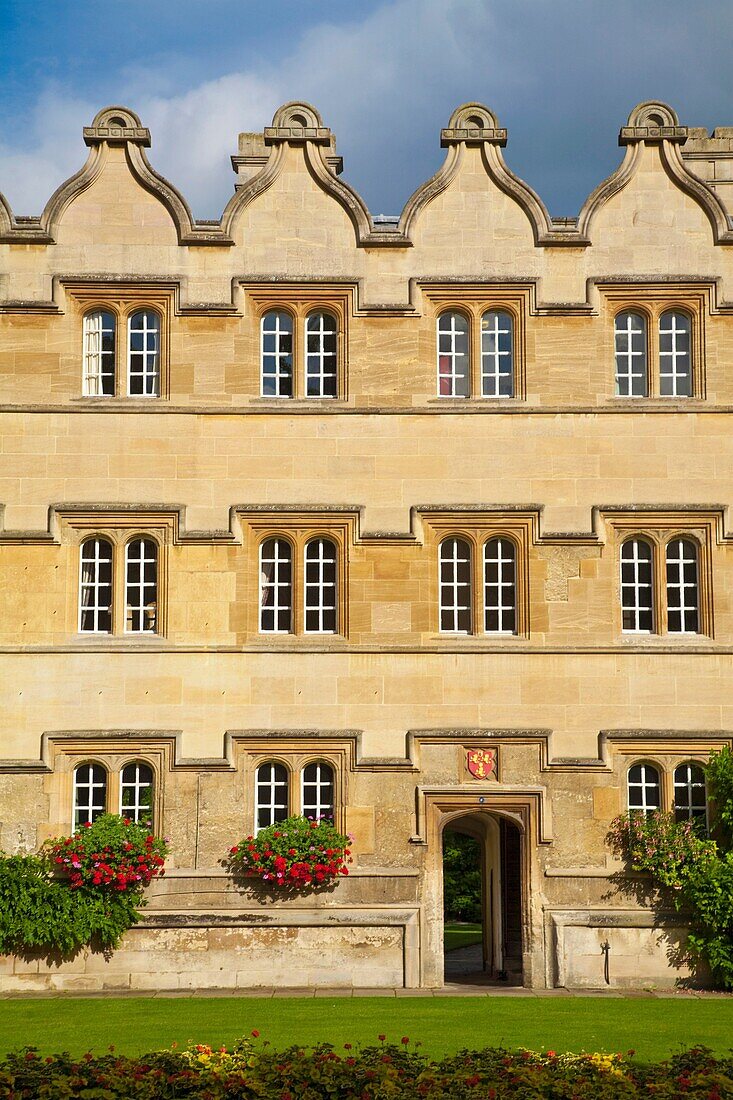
left=444, top=922, right=483, bottom=952
left=0, top=996, right=731, bottom=1061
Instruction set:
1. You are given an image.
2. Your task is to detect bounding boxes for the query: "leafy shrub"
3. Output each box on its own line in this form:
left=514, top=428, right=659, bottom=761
left=228, top=815, right=352, bottom=889
left=1, top=1041, right=732, bottom=1099
left=608, top=746, right=733, bottom=990
left=0, top=815, right=168, bottom=956
left=708, top=745, right=733, bottom=850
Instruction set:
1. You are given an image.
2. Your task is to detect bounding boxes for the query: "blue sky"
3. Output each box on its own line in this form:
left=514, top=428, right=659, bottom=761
left=1, top=0, right=733, bottom=219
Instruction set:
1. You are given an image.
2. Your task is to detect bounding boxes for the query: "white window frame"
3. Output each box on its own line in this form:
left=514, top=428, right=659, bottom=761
left=439, top=537, right=472, bottom=634
left=483, top=537, right=517, bottom=634
left=127, top=310, right=160, bottom=397
left=261, top=311, right=294, bottom=398
left=259, top=538, right=293, bottom=634
left=301, top=761, right=335, bottom=821
left=305, top=312, right=338, bottom=399
left=255, top=762, right=289, bottom=833
left=673, top=762, right=708, bottom=827
left=620, top=538, right=654, bottom=634
left=480, top=310, right=514, bottom=398
left=83, top=310, right=116, bottom=397
left=124, top=538, right=158, bottom=634
left=665, top=538, right=699, bottom=635
left=437, top=312, right=469, bottom=398
left=120, top=761, right=154, bottom=825
left=614, top=312, right=647, bottom=398
left=73, top=762, right=108, bottom=830
left=79, top=538, right=114, bottom=634
left=303, top=538, right=338, bottom=634
left=659, top=311, right=692, bottom=398
left=627, top=763, right=661, bottom=815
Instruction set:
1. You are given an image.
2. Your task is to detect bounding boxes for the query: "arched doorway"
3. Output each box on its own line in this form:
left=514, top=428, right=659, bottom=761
left=441, top=811, right=523, bottom=985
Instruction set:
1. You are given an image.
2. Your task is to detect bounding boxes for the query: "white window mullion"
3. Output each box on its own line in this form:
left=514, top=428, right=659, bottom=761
left=614, top=312, right=647, bottom=397
left=301, top=762, right=335, bottom=820
left=128, top=311, right=160, bottom=397
left=437, top=313, right=469, bottom=398
left=125, top=538, right=158, bottom=633
left=260, top=538, right=293, bottom=633
left=304, top=539, right=337, bottom=633
left=439, top=538, right=472, bottom=633
left=627, top=763, right=661, bottom=815
left=255, top=762, right=289, bottom=833
left=659, top=312, right=691, bottom=398
left=79, top=539, right=113, bottom=634
left=481, top=311, right=513, bottom=398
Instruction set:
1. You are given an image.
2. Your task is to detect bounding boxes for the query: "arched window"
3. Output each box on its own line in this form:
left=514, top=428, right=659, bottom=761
left=659, top=311, right=691, bottom=397
left=304, top=538, right=337, bottom=633
left=673, top=763, right=707, bottom=827
left=627, top=763, right=661, bottom=814
left=260, top=538, right=293, bottom=633
left=127, top=310, right=160, bottom=396
left=120, top=761, right=154, bottom=825
left=125, top=538, right=158, bottom=633
left=83, top=311, right=116, bottom=396
left=73, top=763, right=108, bottom=828
left=437, top=312, right=469, bottom=397
left=261, top=311, right=294, bottom=398
left=255, top=762, right=289, bottom=832
left=484, top=538, right=516, bottom=633
left=666, top=538, right=699, bottom=634
left=301, top=761, right=335, bottom=820
left=481, top=311, right=513, bottom=398
left=79, top=538, right=113, bottom=633
left=305, top=312, right=338, bottom=398
left=620, top=538, right=654, bottom=633
left=614, top=312, right=647, bottom=397
left=439, top=537, right=472, bottom=633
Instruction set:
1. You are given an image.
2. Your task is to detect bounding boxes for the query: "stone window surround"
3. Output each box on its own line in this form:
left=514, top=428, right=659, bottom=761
left=61, top=512, right=173, bottom=640
left=623, top=755, right=709, bottom=823
left=244, top=515, right=352, bottom=640
left=66, top=283, right=173, bottom=400
left=423, top=287, right=527, bottom=401
left=601, top=285, right=706, bottom=401
left=607, top=514, right=714, bottom=638
left=424, top=514, right=532, bottom=639
left=248, top=286, right=351, bottom=402
left=253, top=756, right=338, bottom=833
left=50, top=748, right=164, bottom=837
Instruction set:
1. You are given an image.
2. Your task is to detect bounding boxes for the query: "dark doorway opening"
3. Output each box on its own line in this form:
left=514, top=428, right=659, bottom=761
left=442, top=813, right=523, bottom=985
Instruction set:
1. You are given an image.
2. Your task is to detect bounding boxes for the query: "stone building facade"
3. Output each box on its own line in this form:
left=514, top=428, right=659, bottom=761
left=1, top=98, right=732, bottom=992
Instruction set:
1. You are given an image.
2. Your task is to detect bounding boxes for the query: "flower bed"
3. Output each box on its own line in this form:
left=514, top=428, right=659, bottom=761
left=1, top=1041, right=731, bottom=1098
left=228, top=815, right=352, bottom=888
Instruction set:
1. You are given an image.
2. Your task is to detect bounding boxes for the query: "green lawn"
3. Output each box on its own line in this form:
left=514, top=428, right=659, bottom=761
left=444, top=922, right=483, bottom=951
left=0, top=997, right=731, bottom=1061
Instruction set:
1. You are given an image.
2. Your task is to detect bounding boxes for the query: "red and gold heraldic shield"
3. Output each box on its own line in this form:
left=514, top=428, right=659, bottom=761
left=466, top=748, right=497, bottom=780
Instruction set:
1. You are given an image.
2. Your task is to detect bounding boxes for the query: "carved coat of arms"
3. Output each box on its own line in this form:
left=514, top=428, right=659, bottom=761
left=466, top=748, right=497, bottom=780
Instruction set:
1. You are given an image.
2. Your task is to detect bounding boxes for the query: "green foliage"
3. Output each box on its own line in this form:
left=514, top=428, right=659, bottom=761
left=443, top=831, right=482, bottom=922
left=0, top=815, right=168, bottom=957
left=1, top=1041, right=732, bottom=1098
left=707, top=745, right=733, bottom=849
left=0, top=854, right=139, bottom=954
left=608, top=749, right=733, bottom=990
left=228, top=815, right=352, bottom=889
left=607, top=809, right=710, bottom=888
